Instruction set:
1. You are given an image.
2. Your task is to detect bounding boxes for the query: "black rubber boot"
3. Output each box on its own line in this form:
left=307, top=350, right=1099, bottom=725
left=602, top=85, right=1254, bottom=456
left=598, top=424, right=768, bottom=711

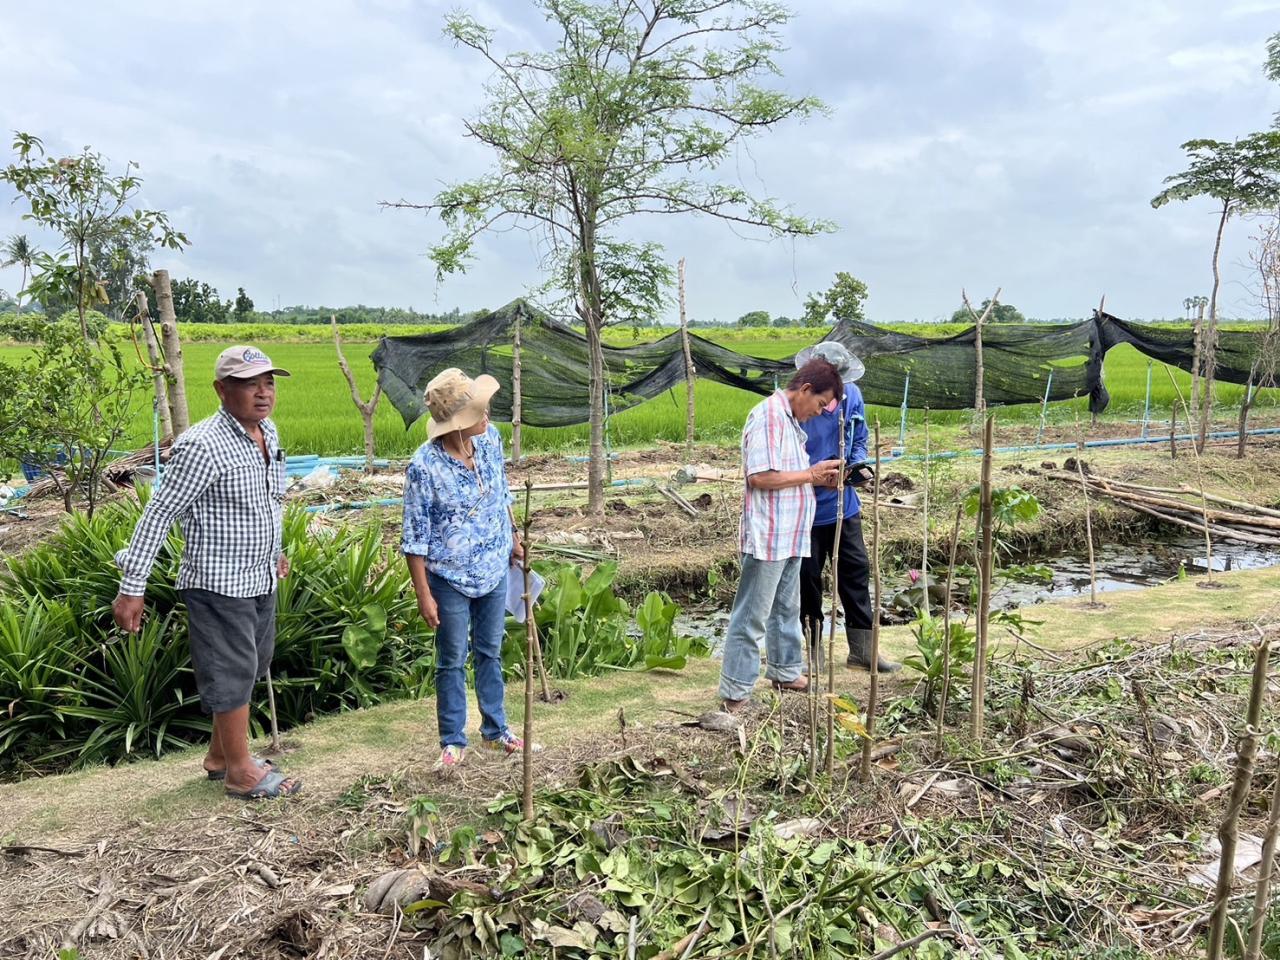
left=845, top=627, right=901, bottom=673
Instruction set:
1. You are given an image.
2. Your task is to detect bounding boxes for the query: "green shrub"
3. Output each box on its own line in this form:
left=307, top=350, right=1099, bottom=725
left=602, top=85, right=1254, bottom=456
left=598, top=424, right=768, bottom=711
left=0, top=496, right=708, bottom=775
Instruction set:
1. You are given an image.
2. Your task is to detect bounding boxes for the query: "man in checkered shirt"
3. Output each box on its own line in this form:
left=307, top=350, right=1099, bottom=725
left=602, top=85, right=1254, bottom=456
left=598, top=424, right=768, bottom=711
left=113, top=346, right=301, bottom=800
left=718, top=358, right=845, bottom=711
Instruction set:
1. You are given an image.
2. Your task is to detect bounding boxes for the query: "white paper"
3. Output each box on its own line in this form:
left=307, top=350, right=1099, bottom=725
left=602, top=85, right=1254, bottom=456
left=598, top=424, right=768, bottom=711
left=507, top=565, right=545, bottom=622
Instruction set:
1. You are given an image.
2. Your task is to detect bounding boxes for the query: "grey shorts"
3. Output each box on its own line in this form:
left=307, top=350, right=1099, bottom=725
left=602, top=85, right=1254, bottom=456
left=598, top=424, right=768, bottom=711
left=181, top=589, right=276, bottom=714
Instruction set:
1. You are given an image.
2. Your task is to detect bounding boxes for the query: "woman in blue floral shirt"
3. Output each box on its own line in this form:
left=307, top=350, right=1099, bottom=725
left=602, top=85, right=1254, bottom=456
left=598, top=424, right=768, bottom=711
left=402, top=368, right=526, bottom=769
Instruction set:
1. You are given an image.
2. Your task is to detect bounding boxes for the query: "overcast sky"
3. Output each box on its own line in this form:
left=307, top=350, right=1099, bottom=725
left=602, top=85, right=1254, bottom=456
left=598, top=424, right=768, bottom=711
left=3, top=0, right=1280, bottom=324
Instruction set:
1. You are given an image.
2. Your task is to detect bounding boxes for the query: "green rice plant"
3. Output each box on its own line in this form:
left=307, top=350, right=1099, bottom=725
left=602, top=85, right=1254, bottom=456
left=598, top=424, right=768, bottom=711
left=47, top=610, right=209, bottom=765
left=0, top=597, right=79, bottom=764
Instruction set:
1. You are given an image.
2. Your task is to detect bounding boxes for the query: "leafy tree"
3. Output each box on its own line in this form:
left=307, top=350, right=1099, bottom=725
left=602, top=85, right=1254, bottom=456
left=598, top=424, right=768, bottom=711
left=772, top=314, right=796, bottom=328
left=1152, top=133, right=1280, bottom=449
left=88, top=226, right=152, bottom=320
left=170, top=277, right=231, bottom=324
left=949, top=299, right=1025, bottom=325
left=803, top=271, right=869, bottom=326
left=0, top=133, right=187, bottom=341
left=0, top=313, right=150, bottom=514
left=737, top=310, right=771, bottom=328
left=391, top=0, right=833, bottom=514
left=234, top=286, right=254, bottom=322
left=1, top=234, right=39, bottom=309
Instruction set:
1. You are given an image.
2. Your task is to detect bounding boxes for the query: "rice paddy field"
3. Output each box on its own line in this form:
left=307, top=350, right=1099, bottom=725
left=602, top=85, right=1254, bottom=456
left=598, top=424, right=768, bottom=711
left=5, top=321, right=1278, bottom=458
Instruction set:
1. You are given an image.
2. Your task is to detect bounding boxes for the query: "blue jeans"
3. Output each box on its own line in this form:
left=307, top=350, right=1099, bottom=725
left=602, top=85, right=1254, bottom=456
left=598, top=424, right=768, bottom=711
left=429, top=571, right=510, bottom=748
left=718, top=554, right=805, bottom=701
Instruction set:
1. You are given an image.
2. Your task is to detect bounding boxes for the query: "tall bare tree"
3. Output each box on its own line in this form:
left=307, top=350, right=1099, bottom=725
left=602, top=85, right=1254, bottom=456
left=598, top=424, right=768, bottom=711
left=388, top=0, right=832, bottom=513
left=1152, top=134, right=1280, bottom=451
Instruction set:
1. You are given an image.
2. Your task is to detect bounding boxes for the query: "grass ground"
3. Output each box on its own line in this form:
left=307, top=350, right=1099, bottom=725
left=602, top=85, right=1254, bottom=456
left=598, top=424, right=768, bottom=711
left=5, top=560, right=1279, bottom=845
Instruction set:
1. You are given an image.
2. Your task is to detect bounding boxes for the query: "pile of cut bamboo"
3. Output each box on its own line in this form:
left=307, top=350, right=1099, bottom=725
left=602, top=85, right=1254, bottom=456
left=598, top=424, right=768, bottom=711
left=1046, top=470, right=1280, bottom=546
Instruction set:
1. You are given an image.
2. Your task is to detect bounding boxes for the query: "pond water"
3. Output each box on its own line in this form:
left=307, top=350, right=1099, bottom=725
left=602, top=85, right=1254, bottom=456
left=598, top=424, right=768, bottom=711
left=997, top=533, right=1280, bottom=606
left=675, top=532, right=1280, bottom=650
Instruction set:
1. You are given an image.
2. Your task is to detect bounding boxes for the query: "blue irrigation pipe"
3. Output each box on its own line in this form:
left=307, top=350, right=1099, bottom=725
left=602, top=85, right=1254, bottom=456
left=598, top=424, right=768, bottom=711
left=882, top=425, right=1280, bottom=464
left=1035, top=370, right=1054, bottom=446
left=302, top=477, right=656, bottom=514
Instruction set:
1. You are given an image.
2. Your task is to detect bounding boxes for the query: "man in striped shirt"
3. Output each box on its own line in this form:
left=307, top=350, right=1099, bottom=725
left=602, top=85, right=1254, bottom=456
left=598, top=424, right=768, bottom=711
left=112, top=346, right=301, bottom=801
left=718, top=359, right=844, bottom=710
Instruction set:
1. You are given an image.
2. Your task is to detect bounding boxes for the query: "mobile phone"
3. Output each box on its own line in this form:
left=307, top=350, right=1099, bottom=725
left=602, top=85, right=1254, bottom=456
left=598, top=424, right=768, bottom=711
left=845, top=463, right=874, bottom=487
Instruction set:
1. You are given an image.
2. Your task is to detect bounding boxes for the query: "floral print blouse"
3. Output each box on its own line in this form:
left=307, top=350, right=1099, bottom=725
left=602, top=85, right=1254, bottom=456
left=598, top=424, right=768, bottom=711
left=401, top=424, right=514, bottom=597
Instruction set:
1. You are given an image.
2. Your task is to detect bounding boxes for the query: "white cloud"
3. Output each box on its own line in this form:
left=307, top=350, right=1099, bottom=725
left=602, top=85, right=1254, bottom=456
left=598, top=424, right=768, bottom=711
left=1, top=0, right=1279, bottom=323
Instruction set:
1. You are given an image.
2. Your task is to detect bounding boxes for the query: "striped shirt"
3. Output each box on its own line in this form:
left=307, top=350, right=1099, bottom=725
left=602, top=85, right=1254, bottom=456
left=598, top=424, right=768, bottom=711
left=115, top=408, right=287, bottom=598
left=739, top=390, right=815, bottom=561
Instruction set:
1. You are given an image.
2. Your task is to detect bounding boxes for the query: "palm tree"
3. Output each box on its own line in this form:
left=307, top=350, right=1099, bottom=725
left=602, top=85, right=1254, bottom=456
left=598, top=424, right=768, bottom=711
left=1, top=234, right=38, bottom=309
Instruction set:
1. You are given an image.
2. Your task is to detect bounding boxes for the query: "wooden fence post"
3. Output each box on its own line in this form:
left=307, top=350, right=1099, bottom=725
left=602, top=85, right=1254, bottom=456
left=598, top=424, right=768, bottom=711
left=678, top=257, right=696, bottom=458
left=134, top=291, right=173, bottom=440
left=151, top=270, right=190, bottom=436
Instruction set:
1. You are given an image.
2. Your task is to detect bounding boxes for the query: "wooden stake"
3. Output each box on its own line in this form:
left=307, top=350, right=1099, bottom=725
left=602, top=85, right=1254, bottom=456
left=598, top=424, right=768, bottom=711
left=151, top=270, right=190, bottom=435
left=971, top=413, right=994, bottom=740
left=520, top=478, right=536, bottom=822
left=332, top=315, right=383, bottom=471
left=1073, top=412, right=1099, bottom=606
left=935, top=505, right=964, bottom=758
left=824, top=411, right=846, bottom=777
left=134, top=292, right=173, bottom=440
left=1207, top=636, right=1272, bottom=960
left=678, top=257, right=696, bottom=459
left=529, top=617, right=551, bottom=702
left=512, top=305, right=523, bottom=463
left=265, top=668, right=282, bottom=753
left=859, top=421, right=883, bottom=783
left=1170, top=402, right=1177, bottom=460
left=1246, top=755, right=1280, bottom=960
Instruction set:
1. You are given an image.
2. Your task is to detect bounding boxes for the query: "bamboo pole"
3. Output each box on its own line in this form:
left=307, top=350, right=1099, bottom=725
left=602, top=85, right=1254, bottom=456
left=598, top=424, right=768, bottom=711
left=824, top=411, right=846, bottom=777
left=151, top=270, right=190, bottom=436
left=962, top=288, right=1001, bottom=432
left=921, top=408, right=930, bottom=584
left=1207, top=636, right=1272, bottom=960
left=520, top=479, right=536, bottom=822
left=935, top=505, right=964, bottom=758
left=1164, top=368, right=1215, bottom=583
left=1245, top=756, right=1280, bottom=960
left=1073, top=412, right=1099, bottom=606
left=971, top=414, right=994, bottom=740
left=512, top=306, right=522, bottom=463
left=858, top=422, right=882, bottom=782
left=134, top=292, right=173, bottom=440
left=678, top=257, right=696, bottom=459
left=806, top=614, right=818, bottom=781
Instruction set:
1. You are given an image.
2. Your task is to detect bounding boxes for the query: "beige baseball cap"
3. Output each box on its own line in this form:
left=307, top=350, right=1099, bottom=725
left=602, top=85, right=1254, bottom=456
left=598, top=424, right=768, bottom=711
left=425, top=368, right=499, bottom=440
left=214, top=345, right=291, bottom=380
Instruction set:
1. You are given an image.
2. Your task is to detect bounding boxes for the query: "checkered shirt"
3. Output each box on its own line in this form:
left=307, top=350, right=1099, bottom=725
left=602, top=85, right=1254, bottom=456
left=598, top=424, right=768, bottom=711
left=738, top=390, right=815, bottom=561
left=115, top=408, right=287, bottom=598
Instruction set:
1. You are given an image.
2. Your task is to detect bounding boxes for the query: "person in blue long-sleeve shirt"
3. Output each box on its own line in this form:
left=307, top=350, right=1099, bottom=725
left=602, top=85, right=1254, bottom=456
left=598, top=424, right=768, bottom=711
left=797, top=343, right=901, bottom=672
